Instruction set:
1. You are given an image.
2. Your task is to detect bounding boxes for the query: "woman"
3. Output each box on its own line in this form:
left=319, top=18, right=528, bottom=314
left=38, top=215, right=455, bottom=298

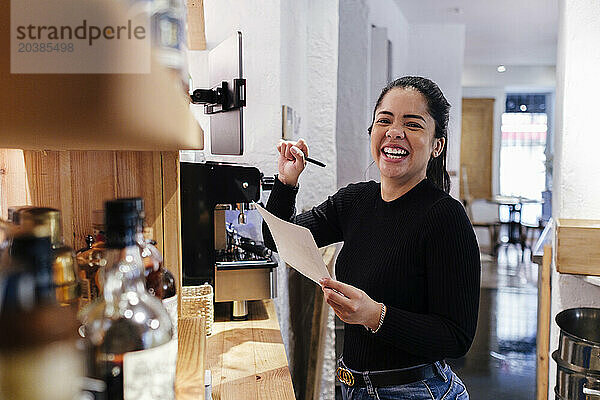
left=263, top=76, right=480, bottom=400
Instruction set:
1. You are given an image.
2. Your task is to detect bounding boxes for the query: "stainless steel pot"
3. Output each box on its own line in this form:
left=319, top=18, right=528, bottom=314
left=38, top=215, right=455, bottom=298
left=556, top=308, right=600, bottom=372
left=553, top=351, right=600, bottom=400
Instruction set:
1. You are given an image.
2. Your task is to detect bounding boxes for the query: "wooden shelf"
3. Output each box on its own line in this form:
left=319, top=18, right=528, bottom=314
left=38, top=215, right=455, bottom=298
left=556, top=219, right=600, bottom=275
left=176, top=316, right=206, bottom=400
left=0, top=1, right=203, bottom=151
left=206, top=300, right=295, bottom=400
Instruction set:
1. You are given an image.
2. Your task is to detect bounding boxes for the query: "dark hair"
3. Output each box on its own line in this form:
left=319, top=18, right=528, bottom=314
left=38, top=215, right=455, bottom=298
left=368, top=76, right=451, bottom=193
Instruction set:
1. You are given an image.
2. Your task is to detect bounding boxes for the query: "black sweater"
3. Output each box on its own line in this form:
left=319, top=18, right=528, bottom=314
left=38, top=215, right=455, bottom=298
left=262, top=177, right=480, bottom=371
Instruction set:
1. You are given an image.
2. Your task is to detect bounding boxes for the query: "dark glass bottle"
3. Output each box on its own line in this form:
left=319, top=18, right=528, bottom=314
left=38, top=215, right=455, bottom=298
left=128, top=199, right=178, bottom=335
left=83, top=198, right=175, bottom=400
left=0, top=233, right=82, bottom=400
left=19, top=208, right=79, bottom=307
left=76, top=213, right=107, bottom=311
left=76, top=235, right=95, bottom=255
left=140, top=227, right=177, bottom=335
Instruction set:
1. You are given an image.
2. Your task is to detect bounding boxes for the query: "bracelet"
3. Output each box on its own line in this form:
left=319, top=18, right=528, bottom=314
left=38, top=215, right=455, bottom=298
left=365, top=303, right=386, bottom=334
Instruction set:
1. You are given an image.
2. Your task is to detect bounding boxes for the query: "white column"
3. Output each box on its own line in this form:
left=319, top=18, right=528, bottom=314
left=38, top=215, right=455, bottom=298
left=406, top=24, right=466, bottom=199
left=549, top=0, right=600, bottom=397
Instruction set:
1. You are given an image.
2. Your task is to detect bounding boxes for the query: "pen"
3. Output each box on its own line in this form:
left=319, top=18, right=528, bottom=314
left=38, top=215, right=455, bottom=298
left=305, top=156, right=326, bottom=168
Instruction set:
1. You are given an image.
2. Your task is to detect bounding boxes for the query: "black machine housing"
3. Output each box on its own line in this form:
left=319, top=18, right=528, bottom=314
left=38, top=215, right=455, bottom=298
left=180, top=161, right=263, bottom=286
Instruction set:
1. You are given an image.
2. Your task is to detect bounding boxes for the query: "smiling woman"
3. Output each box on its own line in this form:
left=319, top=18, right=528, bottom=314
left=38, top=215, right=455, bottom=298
left=368, top=76, right=451, bottom=197
left=263, top=76, right=480, bottom=400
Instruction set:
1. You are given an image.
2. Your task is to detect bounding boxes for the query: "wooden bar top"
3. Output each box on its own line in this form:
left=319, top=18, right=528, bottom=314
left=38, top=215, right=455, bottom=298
left=176, top=316, right=207, bottom=400
left=207, top=300, right=295, bottom=400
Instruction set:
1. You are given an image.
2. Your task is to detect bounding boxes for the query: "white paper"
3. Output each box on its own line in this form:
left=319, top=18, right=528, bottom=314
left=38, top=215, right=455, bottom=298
left=256, top=203, right=331, bottom=284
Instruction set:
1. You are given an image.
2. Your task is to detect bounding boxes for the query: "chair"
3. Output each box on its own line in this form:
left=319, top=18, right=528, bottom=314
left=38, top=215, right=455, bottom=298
left=461, top=166, right=501, bottom=256
left=520, top=218, right=545, bottom=254
left=463, top=197, right=502, bottom=256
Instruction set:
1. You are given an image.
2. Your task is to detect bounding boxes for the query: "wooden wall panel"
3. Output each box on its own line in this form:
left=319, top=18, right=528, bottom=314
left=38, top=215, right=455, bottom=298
left=23, top=150, right=74, bottom=245
left=2, top=149, right=181, bottom=289
left=23, top=151, right=61, bottom=208
left=69, top=151, right=118, bottom=249
left=58, top=152, right=74, bottom=245
left=115, top=151, right=164, bottom=255
left=160, top=151, right=181, bottom=292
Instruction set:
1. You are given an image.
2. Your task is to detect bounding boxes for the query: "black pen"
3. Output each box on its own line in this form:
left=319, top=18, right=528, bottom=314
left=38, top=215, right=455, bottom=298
left=305, top=156, right=326, bottom=168
left=288, top=144, right=326, bottom=167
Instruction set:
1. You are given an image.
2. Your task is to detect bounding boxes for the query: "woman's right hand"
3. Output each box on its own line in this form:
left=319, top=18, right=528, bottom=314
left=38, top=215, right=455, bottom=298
left=277, top=139, right=308, bottom=187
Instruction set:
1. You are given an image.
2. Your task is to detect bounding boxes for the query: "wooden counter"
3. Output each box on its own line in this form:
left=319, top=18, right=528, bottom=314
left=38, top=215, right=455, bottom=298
left=207, top=300, right=295, bottom=400
left=175, top=300, right=294, bottom=400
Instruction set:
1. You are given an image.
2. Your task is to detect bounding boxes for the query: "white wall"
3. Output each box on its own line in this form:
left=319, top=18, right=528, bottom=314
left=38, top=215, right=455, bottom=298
left=187, top=3, right=339, bottom=394
left=191, top=0, right=282, bottom=175
left=406, top=24, right=466, bottom=199
left=336, top=0, right=371, bottom=188
left=336, top=8, right=466, bottom=196
left=367, top=0, right=410, bottom=101
left=463, top=65, right=556, bottom=89
left=336, top=0, right=410, bottom=189
left=549, top=0, right=600, bottom=396
left=296, top=0, right=339, bottom=211
left=286, top=3, right=340, bottom=395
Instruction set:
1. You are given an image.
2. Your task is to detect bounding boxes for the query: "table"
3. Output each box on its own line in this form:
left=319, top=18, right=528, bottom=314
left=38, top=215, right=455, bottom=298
left=487, top=196, right=543, bottom=254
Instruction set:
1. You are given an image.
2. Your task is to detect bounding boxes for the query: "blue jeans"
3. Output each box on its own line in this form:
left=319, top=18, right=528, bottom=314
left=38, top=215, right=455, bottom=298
left=339, top=358, right=469, bottom=400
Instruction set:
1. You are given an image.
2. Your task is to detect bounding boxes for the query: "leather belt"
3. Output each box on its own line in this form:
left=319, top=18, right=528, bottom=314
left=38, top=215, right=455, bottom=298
left=336, top=361, right=445, bottom=387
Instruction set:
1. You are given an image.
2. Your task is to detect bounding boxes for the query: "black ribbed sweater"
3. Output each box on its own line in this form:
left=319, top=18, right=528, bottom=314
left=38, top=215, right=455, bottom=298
left=262, top=177, right=481, bottom=371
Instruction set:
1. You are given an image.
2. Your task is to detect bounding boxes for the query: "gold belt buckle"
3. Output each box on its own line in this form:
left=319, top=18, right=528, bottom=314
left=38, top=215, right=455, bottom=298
left=336, top=366, right=355, bottom=386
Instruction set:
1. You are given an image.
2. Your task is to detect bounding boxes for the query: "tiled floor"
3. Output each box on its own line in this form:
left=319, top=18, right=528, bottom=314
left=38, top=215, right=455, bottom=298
left=449, top=245, right=538, bottom=400
left=335, top=244, right=539, bottom=399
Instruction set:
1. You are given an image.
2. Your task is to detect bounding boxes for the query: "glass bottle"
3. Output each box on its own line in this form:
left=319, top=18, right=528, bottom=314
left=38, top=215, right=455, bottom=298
left=83, top=198, right=176, bottom=400
left=77, top=234, right=95, bottom=255
left=141, top=227, right=177, bottom=336
left=0, top=233, right=82, bottom=400
left=19, top=207, right=80, bottom=307
left=76, top=211, right=108, bottom=310
left=6, top=205, right=35, bottom=224
left=125, top=198, right=178, bottom=336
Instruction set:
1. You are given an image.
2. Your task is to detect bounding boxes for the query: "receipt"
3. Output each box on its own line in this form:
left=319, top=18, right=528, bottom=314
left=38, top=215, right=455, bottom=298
left=256, top=203, right=331, bottom=284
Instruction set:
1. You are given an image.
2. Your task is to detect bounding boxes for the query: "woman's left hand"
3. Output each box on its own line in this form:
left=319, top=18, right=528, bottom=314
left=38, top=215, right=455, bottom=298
left=319, top=277, right=382, bottom=330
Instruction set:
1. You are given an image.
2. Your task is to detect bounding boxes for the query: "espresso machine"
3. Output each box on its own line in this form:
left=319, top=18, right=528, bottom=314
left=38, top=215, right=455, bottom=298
left=180, top=162, right=277, bottom=320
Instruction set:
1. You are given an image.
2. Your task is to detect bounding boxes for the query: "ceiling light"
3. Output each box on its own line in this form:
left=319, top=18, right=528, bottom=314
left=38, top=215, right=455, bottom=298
left=520, top=104, right=527, bottom=112
left=497, top=65, right=506, bottom=73
left=448, top=7, right=463, bottom=15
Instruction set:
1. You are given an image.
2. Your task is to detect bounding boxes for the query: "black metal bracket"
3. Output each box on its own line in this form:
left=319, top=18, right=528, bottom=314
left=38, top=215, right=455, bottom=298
left=190, top=78, right=246, bottom=115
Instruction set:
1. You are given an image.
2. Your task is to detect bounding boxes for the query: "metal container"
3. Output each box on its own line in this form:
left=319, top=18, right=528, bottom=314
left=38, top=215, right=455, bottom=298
left=557, top=308, right=600, bottom=371
left=553, top=351, right=600, bottom=399
left=554, top=308, right=600, bottom=399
